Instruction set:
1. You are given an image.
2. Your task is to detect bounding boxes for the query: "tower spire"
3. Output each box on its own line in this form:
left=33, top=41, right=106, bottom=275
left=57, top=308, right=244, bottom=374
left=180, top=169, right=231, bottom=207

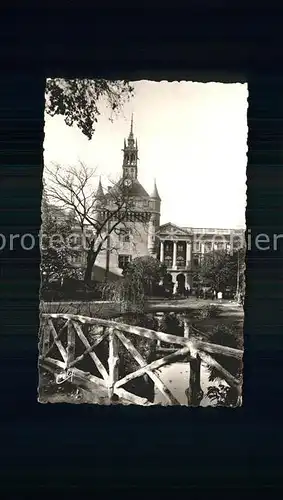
left=151, top=178, right=161, bottom=200
left=129, top=113, right=134, bottom=139
left=95, top=176, right=104, bottom=199
left=122, top=114, right=138, bottom=180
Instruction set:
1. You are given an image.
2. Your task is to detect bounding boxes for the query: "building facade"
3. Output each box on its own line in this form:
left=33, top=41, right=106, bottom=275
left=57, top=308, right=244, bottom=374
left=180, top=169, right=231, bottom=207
left=67, top=116, right=245, bottom=289
left=90, top=115, right=161, bottom=278
left=157, top=223, right=245, bottom=291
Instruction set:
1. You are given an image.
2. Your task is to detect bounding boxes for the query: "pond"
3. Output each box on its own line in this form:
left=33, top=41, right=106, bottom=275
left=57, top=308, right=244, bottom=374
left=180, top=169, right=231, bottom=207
left=39, top=303, right=242, bottom=406
left=154, top=362, right=228, bottom=407
left=113, top=311, right=234, bottom=406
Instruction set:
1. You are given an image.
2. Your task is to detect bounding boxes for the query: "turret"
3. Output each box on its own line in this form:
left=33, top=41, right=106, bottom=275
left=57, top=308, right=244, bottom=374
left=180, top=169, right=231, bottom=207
left=149, top=178, right=161, bottom=228
left=93, top=177, right=105, bottom=222
left=95, top=176, right=104, bottom=200
left=151, top=178, right=161, bottom=202
left=147, top=213, right=156, bottom=256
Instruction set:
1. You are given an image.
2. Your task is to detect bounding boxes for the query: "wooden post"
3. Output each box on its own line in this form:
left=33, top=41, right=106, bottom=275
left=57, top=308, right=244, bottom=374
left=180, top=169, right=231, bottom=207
left=183, top=316, right=190, bottom=338
left=155, top=312, right=164, bottom=348
left=66, top=320, right=76, bottom=368
left=41, top=319, right=50, bottom=357
left=108, top=328, right=120, bottom=402
left=185, top=348, right=204, bottom=407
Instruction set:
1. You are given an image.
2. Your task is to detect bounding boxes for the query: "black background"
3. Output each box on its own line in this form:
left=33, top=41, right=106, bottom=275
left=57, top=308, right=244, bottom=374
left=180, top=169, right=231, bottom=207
left=1, top=5, right=283, bottom=494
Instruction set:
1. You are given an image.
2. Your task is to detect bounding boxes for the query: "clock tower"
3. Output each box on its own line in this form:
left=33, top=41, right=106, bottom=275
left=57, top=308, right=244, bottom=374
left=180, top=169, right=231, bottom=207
left=90, top=114, right=162, bottom=279
left=122, top=113, right=138, bottom=180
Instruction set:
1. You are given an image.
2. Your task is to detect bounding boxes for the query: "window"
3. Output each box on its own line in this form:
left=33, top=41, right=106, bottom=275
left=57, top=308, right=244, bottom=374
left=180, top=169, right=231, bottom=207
left=194, top=242, right=200, bottom=252
left=120, top=229, right=130, bottom=243
left=193, top=257, right=199, bottom=268
left=205, top=242, right=211, bottom=252
left=164, top=255, right=173, bottom=268
left=176, top=256, right=185, bottom=268
left=118, top=254, right=132, bottom=270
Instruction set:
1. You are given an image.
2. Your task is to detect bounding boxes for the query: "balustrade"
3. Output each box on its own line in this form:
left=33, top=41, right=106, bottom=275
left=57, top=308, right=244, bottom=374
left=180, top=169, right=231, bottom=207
left=39, top=312, right=243, bottom=407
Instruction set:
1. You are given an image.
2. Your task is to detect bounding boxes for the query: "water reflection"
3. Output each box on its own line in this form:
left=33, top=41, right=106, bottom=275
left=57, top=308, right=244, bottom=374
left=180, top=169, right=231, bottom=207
left=154, top=362, right=228, bottom=406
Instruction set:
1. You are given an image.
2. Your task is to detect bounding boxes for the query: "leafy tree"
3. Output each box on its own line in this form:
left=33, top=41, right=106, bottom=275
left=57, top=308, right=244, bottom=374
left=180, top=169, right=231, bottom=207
left=45, top=78, right=134, bottom=140
left=233, top=247, right=246, bottom=297
left=194, top=248, right=245, bottom=294
left=40, top=192, right=82, bottom=289
left=123, top=256, right=167, bottom=295
left=123, top=256, right=167, bottom=312
left=102, top=256, right=167, bottom=314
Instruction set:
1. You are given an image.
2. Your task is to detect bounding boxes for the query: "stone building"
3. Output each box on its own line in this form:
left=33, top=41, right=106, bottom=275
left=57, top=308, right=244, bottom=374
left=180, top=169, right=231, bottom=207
left=89, top=115, right=161, bottom=278
left=67, top=116, right=245, bottom=289
left=157, top=223, right=245, bottom=292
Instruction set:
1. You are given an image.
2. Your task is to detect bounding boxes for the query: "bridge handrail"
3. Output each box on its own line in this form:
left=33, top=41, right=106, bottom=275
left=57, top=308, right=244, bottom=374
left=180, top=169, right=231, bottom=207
left=41, top=313, right=243, bottom=359
left=39, top=313, right=243, bottom=406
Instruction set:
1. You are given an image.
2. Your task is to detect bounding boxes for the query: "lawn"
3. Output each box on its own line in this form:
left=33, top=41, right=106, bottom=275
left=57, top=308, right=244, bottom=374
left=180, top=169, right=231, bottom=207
left=41, top=297, right=243, bottom=318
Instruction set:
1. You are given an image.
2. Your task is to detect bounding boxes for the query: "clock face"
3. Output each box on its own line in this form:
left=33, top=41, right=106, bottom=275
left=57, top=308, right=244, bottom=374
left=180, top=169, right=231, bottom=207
left=124, top=178, right=132, bottom=187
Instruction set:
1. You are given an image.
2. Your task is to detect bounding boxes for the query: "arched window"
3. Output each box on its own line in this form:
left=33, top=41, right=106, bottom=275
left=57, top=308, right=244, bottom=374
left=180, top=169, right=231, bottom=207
left=164, top=255, right=173, bottom=268
left=120, top=229, right=130, bottom=243
left=176, top=256, right=185, bottom=268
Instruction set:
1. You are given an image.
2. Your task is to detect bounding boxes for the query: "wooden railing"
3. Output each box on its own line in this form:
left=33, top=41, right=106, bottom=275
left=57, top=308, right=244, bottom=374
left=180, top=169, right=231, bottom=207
left=39, top=313, right=243, bottom=406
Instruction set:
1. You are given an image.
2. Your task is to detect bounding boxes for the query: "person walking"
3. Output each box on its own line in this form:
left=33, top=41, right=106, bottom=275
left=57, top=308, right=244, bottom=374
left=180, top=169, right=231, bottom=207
left=217, top=290, right=223, bottom=303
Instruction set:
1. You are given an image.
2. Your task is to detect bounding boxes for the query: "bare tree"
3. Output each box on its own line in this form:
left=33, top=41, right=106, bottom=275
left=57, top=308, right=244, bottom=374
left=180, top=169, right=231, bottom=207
left=43, top=161, right=151, bottom=284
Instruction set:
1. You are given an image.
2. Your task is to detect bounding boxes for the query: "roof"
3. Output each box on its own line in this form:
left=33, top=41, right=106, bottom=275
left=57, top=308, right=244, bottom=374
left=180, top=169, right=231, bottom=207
left=95, top=178, right=104, bottom=198
left=127, top=179, right=150, bottom=198
left=182, top=226, right=245, bottom=234
left=106, top=178, right=150, bottom=200
left=158, top=222, right=191, bottom=236
left=151, top=179, right=161, bottom=200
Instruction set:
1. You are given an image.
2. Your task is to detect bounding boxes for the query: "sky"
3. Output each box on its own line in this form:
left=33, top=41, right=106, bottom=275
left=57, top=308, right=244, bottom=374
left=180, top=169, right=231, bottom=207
left=44, top=80, right=248, bottom=229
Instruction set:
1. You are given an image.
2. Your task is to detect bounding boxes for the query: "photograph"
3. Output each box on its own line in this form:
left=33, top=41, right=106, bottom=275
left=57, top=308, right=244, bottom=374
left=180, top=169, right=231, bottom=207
left=38, top=79, right=247, bottom=406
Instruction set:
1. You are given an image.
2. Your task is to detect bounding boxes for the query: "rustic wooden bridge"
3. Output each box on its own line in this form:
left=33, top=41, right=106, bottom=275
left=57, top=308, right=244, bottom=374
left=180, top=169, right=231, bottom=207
left=39, top=313, right=243, bottom=406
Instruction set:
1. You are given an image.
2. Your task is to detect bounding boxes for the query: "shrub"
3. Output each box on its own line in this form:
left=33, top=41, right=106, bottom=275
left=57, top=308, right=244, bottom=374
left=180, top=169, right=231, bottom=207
left=191, top=304, right=222, bottom=320
left=206, top=304, right=222, bottom=318
left=207, top=384, right=234, bottom=407
left=206, top=323, right=243, bottom=406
